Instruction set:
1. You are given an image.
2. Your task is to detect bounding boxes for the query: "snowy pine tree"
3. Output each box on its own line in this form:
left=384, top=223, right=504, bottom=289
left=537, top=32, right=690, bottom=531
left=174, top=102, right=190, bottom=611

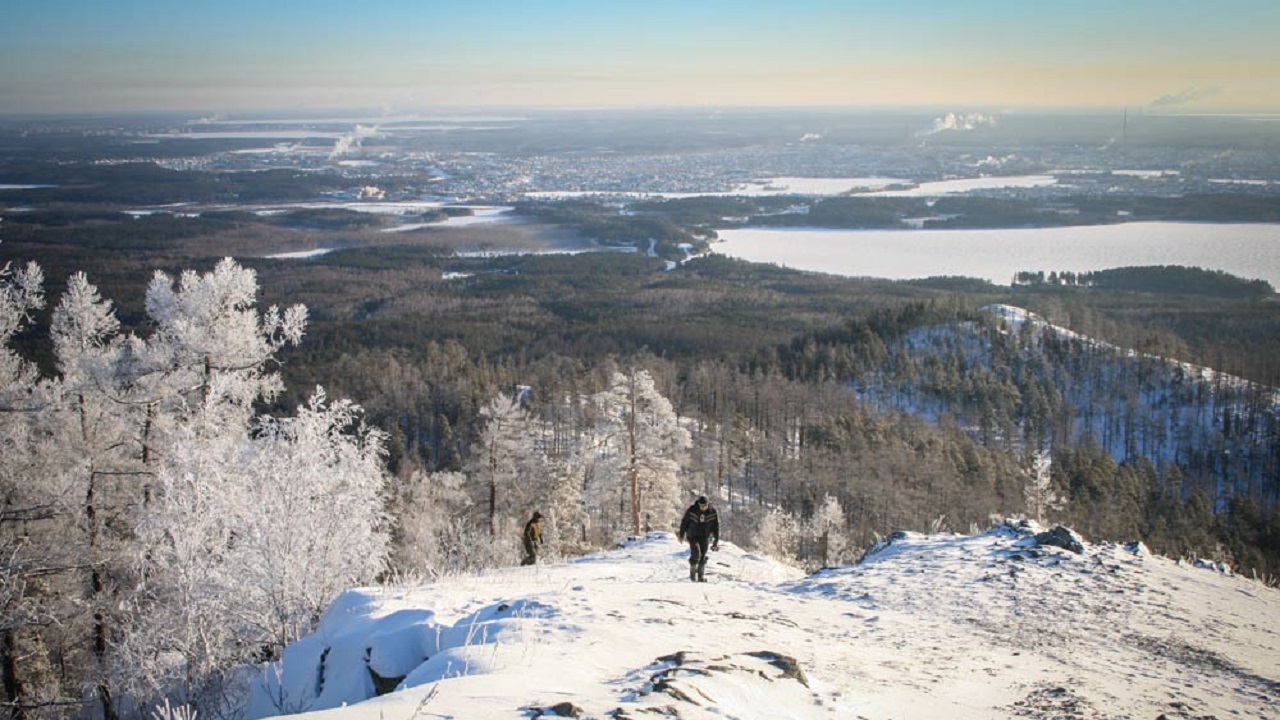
left=1025, top=450, right=1062, bottom=524
left=0, top=260, right=44, bottom=407
left=585, top=369, right=691, bottom=536
left=468, top=393, right=533, bottom=537
left=810, top=494, right=851, bottom=568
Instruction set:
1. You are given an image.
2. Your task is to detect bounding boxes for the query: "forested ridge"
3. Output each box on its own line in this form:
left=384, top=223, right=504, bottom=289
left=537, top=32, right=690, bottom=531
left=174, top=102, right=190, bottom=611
left=629, top=192, right=1280, bottom=229
left=1014, top=265, right=1275, bottom=299
left=2, top=209, right=1279, bottom=720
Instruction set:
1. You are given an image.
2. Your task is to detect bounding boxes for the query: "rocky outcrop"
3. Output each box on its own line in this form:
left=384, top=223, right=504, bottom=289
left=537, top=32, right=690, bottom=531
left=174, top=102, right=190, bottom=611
left=609, top=650, right=816, bottom=718
left=1032, top=526, right=1086, bottom=554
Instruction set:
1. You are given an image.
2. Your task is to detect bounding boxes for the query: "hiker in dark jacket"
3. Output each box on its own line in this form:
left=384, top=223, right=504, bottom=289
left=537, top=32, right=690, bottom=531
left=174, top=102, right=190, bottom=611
left=521, top=511, right=545, bottom=566
left=677, top=496, right=719, bottom=582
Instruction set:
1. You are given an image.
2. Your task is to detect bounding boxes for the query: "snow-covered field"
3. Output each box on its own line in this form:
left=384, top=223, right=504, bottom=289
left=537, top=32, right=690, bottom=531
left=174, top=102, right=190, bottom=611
left=251, top=206, right=523, bottom=260
left=381, top=206, right=516, bottom=232
left=263, top=248, right=339, bottom=260
left=249, top=525, right=1279, bottom=720
left=865, top=174, right=1057, bottom=197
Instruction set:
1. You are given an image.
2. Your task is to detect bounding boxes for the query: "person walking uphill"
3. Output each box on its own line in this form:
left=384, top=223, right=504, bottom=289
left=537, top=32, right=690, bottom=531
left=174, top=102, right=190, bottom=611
left=677, top=496, right=719, bottom=582
left=521, top=511, right=545, bottom=566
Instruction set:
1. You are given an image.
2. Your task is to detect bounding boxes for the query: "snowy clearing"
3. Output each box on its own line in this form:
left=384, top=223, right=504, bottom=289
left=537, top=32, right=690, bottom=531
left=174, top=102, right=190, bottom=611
left=380, top=206, right=517, bottom=232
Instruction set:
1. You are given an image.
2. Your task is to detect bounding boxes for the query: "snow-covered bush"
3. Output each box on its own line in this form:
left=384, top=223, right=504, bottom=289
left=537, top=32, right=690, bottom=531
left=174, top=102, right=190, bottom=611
left=753, top=509, right=803, bottom=566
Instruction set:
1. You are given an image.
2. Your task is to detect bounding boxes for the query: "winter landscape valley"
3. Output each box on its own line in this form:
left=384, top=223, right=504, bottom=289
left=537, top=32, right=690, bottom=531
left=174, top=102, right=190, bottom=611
left=6, top=4, right=1280, bottom=719
left=5, top=106, right=1280, bottom=720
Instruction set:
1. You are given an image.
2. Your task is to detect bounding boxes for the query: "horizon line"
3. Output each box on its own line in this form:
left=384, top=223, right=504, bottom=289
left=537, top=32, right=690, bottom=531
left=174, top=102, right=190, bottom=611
left=5, top=103, right=1280, bottom=121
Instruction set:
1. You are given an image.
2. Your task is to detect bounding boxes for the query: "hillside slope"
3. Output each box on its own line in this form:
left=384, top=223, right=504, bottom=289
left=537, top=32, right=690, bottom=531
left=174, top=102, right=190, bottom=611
left=248, top=524, right=1279, bottom=720
left=853, top=303, right=1279, bottom=498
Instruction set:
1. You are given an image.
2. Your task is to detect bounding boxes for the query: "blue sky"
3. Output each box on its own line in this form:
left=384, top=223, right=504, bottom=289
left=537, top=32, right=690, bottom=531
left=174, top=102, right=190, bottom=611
left=3, top=0, right=1278, bottom=114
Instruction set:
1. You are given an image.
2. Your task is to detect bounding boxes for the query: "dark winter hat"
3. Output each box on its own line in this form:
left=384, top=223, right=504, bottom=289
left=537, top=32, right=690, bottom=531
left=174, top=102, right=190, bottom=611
left=532, top=511, right=543, bottom=519
left=697, top=496, right=708, bottom=505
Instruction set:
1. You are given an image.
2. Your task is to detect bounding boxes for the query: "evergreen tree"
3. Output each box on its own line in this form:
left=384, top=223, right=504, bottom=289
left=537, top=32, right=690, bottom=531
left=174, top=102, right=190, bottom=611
left=810, top=494, right=851, bottom=568
left=468, top=393, right=533, bottom=537
left=586, top=369, right=691, bottom=536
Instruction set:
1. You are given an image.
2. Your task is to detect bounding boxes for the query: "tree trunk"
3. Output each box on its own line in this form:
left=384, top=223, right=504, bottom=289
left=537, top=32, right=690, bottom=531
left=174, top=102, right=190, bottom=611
left=97, top=682, right=117, bottom=720
left=488, top=478, right=497, bottom=538
left=1, top=630, right=26, bottom=720
left=628, top=378, right=641, bottom=536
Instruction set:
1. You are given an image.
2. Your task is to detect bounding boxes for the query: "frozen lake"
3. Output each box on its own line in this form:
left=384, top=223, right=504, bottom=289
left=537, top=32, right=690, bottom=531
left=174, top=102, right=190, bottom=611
left=713, top=222, right=1280, bottom=289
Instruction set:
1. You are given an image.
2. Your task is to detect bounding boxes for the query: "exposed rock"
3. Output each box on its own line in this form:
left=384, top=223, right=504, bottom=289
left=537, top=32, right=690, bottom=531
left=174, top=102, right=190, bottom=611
left=1193, top=558, right=1233, bottom=574
left=527, top=700, right=586, bottom=718
left=1006, top=683, right=1097, bottom=718
left=744, top=651, right=809, bottom=687
left=1033, top=526, right=1085, bottom=554
left=858, top=530, right=914, bottom=563
left=366, top=666, right=404, bottom=697
left=1123, top=540, right=1149, bottom=556
left=612, top=650, right=816, bottom=718
left=1155, top=699, right=1220, bottom=719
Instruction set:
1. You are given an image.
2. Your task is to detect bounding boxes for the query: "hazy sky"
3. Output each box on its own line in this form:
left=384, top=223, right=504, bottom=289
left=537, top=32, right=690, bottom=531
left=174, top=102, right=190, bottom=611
left=4, top=0, right=1278, bottom=114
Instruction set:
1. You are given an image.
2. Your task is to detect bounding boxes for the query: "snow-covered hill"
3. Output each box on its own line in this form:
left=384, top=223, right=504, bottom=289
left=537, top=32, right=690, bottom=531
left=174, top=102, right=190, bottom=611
left=856, top=303, right=1279, bottom=497
left=247, top=524, right=1279, bottom=719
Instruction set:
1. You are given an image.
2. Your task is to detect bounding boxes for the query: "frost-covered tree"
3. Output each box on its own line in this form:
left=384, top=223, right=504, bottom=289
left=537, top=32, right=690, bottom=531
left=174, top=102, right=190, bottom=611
left=1025, top=451, right=1061, bottom=523
left=585, top=369, right=691, bottom=536
left=2, top=259, right=390, bottom=720
left=0, top=260, right=48, bottom=494
left=36, top=262, right=308, bottom=717
left=230, top=389, right=388, bottom=645
left=140, top=259, right=305, bottom=426
left=0, top=260, right=44, bottom=407
left=2, top=264, right=136, bottom=720
left=0, top=260, right=62, bottom=720
left=753, top=508, right=802, bottom=566
left=468, top=393, right=532, bottom=536
left=389, top=470, right=481, bottom=577
left=809, top=494, right=851, bottom=568
left=47, top=271, right=142, bottom=715
left=102, top=262, right=385, bottom=718
left=543, top=453, right=589, bottom=554
left=123, top=389, right=389, bottom=713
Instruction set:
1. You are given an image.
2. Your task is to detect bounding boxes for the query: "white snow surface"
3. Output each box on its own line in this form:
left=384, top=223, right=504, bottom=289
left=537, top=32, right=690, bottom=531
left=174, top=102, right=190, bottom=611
left=263, top=248, right=337, bottom=260
left=248, top=526, right=1279, bottom=720
left=380, top=206, right=516, bottom=232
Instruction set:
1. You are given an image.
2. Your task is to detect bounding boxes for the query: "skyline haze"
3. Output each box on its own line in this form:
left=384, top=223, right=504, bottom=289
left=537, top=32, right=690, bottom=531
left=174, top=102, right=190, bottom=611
left=3, top=0, right=1279, bottom=115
